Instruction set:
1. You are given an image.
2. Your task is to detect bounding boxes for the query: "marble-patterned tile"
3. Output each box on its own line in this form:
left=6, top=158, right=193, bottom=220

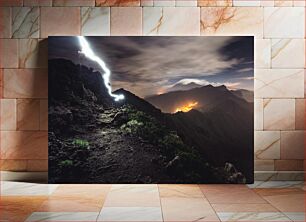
left=52, top=184, right=111, bottom=198
left=0, top=39, right=18, bottom=68
left=12, top=7, right=39, bottom=38
left=176, top=0, right=197, bottom=6
left=0, top=196, right=47, bottom=221
left=110, top=7, right=142, bottom=35
left=212, top=203, right=278, bottom=212
left=295, top=99, right=304, bottom=130
left=0, top=99, right=17, bottom=130
left=255, top=99, right=263, bottom=130
left=233, top=0, right=261, bottom=6
left=39, top=99, right=48, bottom=130
left=158, top=184, right=204, bottom=198
left=27, top=159, right=48, bottom=171
left=293, top=0, right=305, bottom=6
left=0, top=159, right=27, bottom=171
left=96, top=0, right=141, bottom=6
left=0, top=7, right=11, bottom=38
left=275, top=160, right=304, bottom=171
left=248, top=181, right=304, bottom=189
left=141, top=0, right=154, bottom=6
left=104, top=184, right=160, bottom=207
left=274, top=0, right=293, bottom=6
left=0, top=131, right=48, bottom=159
left=3, top=69, right=48, bottom=98
left=200, top=7, right=263, bottom=38
left=0, top=0, right=22, bottom=6
left=19, top=39, right=48, bottom=68
left=280, top=131, right=304, bottom=160
left=161, top=197, right=219, bottom=221
left=40, top=7, right=80, bottom=38
left=283, top=212, right=305, bottom=222
left=255, top=39, right=271, bottom=68
left=53, top=0, right=95, bottom=6
left=272, top=39, right=305, bottom=68
left=26, top=212, right=99, bottom=222
left=255, top=131, right=280, bottom=160
left=154, top=0, right=176, bottom=6
left=17, top=99, right=40, bottom=130
left=261, top=0, right=274, bottom=6
left=199, top=185, right=266, bottom=204
left=1, top=181, right=58, bottom=196
left=81, top=7, right=110, bottom=36
left=263, top=99, right=295, bottom=130
left=217, top=212, right=291, bottom=221
left=24, top=0, right=52, bottom=6
left=98, top=207, right=163, bottom=221
left=254, top=171, right=304, bottom=181
left=255, top=188, right=305, bottom=212
left=143, top=7, right=200, bottom=35
left=0, top=69, right=2, bottom=98
left=254, top=160, right=274, bottom=171
left=264, top=7, right=305, bottom=38
left=198, top=0, right=232, bottom=6
left=255, top=69, right=304, bottom=98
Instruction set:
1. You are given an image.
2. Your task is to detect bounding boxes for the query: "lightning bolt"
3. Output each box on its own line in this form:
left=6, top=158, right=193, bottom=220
left=77, top=36, right=124, bottom=102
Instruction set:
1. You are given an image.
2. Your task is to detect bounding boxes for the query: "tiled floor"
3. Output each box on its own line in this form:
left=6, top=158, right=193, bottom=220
left=0, top=181, right=305, bottom=222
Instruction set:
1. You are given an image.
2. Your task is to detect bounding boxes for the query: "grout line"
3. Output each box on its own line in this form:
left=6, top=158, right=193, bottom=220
left=157, top=184, right=165, bottom=222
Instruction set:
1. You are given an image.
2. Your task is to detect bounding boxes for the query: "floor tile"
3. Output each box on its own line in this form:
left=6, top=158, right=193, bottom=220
left=52, top=184, right=111, bottom=198
left=200, top=185, right=266, bottom=204
left=158, top=184, right=204, bottom=198
left=283, top=212, right=305, bottom=222
left=0, top=196, right=47, bottom=221
left=217, top=212, right=291, bottom=221
left=97, top=207, right=162, bottom=221
left=161, top=197, right=219, bottom=221
left=25, top=212, right=99, bottom=221
left=1, top=181, right=58, bottom=196
left=212, top=203, right=278, bottom=212
left=103, top=184, right=160, bottom=207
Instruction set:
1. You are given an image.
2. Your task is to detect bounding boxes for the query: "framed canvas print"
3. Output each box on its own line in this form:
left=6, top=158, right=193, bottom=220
left=48, top=36, right=254, bottom=184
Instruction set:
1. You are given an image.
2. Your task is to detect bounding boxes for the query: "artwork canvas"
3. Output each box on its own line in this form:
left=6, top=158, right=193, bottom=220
left=48, top=36, right=254, bottom=184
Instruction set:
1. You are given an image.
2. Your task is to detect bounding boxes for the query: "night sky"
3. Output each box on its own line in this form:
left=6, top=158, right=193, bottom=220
left=49, top=36, right=254, bottom=97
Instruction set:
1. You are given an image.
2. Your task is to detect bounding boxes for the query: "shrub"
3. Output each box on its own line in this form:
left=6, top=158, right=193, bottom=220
left=72, top=139, right=89, bottom=149
left=59, top=160, right=73, bottom=167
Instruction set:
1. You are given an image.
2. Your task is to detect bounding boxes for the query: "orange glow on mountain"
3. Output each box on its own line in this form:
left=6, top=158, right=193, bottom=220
left=175, top=102, right=198, bottom=113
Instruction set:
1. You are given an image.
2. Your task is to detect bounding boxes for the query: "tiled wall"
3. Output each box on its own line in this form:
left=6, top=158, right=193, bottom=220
left=0, top=0, right=305, bottom=180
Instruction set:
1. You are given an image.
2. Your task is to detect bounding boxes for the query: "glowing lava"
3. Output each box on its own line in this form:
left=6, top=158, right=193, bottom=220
left=175, top=102, right=198, bottom=113
left=77, top=36, right=124, bottom=102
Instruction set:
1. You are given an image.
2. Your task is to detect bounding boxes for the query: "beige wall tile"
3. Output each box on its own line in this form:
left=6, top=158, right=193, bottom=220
left=81, top=7, right=110, bottom=36
left=53, top=0, right=95, bottom=6
left=40, top=99, right=48, bottom=130
left=198, top=0, right=232, bottom=6
left=271, top=39, right=305, bottom=68
left=176, top=0, right=197, bottom=6
left=261, top=0, right=274, bottom=6
left=154, top=0, right=175, bottom=6
left=0, top=69, right=3, bottom=98
left=274, top=0, right=293, bottom=6
left=295, top=99, right=305, bottom=130
left=23, top=0, right=52, bottom=6
left=17, top=99, right=40, bottom=130
left=0, top=39, right=18, bottom=68
left=280, top=131, right=304, bottom=160
left=27, top=159, right=48, bottom=171
left=0, top=7, right=11, bottom=38
left=0, top=99, right=16, bottom=131
left=233, top=0, right=260, bottom=6
left=111, top=7, right=142, bottom=35
left=143, top=7, right=200, bottom=35
left=96, top=0, right=140, bottom=6
left=19, top=39, right=48, bottom=68
left=0, top=159, right=27, bottom=171
left=255, top=39, right=271, bottom=68
left=255, top=131, right=280, bottom=160
left=200, top=7, right=263, bottom=38
left=141, top=0, right=154, bottom=6
left=0, top=0, right=22, bottom=6
left=254, top=160, right=274, bottom=171
left=255, top=99, right=263, bottom=130
left=1, top=131, right=48, bottom=159
left=3, top=69, right=48, bottom=99
left=41, top=7, right=80, bottom=38
left=264, top=7, right=305, bottom=38
left=275, top=160, right=304, bottom=171
left=263, top=99, right=295, bottom=130
left=255, top=69, right=304, bottom=98
left=12, top=7, right=39, bottom=38
left=293, top=0, right=306, bottom=6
